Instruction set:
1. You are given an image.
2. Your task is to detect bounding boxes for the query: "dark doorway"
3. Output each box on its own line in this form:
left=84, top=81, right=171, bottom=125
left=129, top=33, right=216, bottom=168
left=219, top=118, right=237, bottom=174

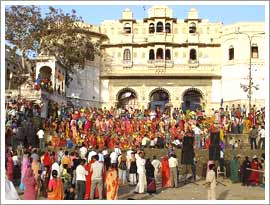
left=117, top=89, right=138, bottom=109
left=150, top=89, right=170, bottom=112
left=182, top=89, right=202, bottom=111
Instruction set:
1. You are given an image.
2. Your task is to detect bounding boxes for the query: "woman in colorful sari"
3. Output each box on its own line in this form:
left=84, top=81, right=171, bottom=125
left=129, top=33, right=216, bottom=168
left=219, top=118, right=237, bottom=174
left=145, top=158, right=156, bottom=194
left=243, top=117, right=251, bottom=134
left=105, top=163, right=119, bottom=200
left=31, top=158, right=41, bottom=179
left=249, top=156, right=260, bottom=186
left=6, top=152, right=14, bottom=181
left=20, top=151, right=30, bottom=191
left=161, top=156, right=171, bottom=188
left=23, top=167, right=38, bottom=200
left=229, top=155, right=240, bottom=183
left=84, top=158, right=94, bottom=199
left=47, top=170, right=64, bottom=200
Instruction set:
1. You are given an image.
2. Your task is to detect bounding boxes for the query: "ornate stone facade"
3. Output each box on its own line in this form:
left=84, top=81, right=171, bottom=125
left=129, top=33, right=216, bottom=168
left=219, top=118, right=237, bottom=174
left=98, top=6, right=265, bottom=113
left=31, top=6, right=265, bottom=113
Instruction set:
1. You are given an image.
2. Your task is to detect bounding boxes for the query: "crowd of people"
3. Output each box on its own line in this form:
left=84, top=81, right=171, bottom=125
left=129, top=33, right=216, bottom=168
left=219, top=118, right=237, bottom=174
left=5, top=144, right=185, bottom=200
left=229, top=153, right=265, bottom=186
left=5, top=99, right=265, bottom=200
left=5, top=99, right=265, bottom=152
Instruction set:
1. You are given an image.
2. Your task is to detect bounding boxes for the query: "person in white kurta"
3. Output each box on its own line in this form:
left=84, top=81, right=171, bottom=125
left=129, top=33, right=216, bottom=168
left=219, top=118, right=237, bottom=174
left=5, top=175, right=20, bottom=200
left=50, top=158, right=60, bottom=179
left=205, top=164, right=216, bottom=200
left=151, top=156, right=161, bottom=181
left=135, top=152, right=147, bottom=193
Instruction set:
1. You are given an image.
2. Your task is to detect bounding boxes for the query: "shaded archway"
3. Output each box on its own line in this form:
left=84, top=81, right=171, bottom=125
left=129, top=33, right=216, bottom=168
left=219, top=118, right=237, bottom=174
left=149, top=88, right=171, bottom=112
left=116, top=88, right=138, bottom=109
left=39, top=66, right=52, bottom=80
left=182, top=88, right=204, bottom=111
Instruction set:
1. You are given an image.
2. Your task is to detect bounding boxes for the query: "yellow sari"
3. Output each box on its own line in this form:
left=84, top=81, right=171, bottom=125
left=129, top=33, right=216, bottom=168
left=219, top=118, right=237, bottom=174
left=105, top=168, right=119, bottom=200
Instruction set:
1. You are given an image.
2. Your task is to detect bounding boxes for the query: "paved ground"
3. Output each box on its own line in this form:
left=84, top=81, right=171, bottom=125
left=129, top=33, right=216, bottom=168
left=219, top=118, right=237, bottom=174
left=119, top=179, right=265, bottom=200
left=16, top=178, right=265, bottom=200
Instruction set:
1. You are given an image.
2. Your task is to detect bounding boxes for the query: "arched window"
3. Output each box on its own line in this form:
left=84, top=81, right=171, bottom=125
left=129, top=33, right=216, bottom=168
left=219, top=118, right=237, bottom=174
left=251, top=43, right=259, bottom=58
left=156, top=48, right=163, bottom=59
left=190, top=49, right=197, bottom=60
left=229, top=46, right=234, bottom=60
left=149, top=49, right=155, bottom=60
left=165, top=23, right=171, bottom=33
left=123, top=49, right=131, bottom=60
left=165, top=49, right=171, bottom=60
left=156, top=22, right=163, bottom=32
left=189, top=22, right=196, bottom=33
left=124, top=23, right=131, bottom=34
left=149, top=23, right=155, bottom=33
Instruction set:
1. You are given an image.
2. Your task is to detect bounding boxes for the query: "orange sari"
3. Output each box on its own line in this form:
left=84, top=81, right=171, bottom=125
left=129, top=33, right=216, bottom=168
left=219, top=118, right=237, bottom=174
left=47, top=178, right=64, bottom=200
left=105, top=168, right=119, bottom=200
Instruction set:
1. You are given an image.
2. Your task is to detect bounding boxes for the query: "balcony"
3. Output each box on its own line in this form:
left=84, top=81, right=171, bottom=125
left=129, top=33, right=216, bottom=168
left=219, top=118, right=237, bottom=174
left=122, top=60, right=132, bottom=69
left=147, top=60, right=155, bottom=68
left=147, top=33, right=173, bottom=43
left=147, top=60, right=174, bottom=68
left=188, top=59, right=199, bottom=68
left=155, top=59, right=165, bottom=67
left=165, top=60, right=174, bottom=68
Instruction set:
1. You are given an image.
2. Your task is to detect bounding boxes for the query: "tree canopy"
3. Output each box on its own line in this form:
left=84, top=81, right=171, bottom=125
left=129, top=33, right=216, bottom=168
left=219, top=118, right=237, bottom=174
left=5, top=5, right=100, bottom=86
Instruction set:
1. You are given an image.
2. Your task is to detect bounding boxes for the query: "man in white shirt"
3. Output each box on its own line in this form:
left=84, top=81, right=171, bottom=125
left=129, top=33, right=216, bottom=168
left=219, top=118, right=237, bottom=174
left=141, top=135, right=150, bottom=149
left=168, top=154, right=178, bottom=188
left=110, top=151, right=118, bottom=168
left=135, top=151, right=146, bottom=194
left=79, top=145, right=88, bottom=159
left=205, top=163, right=216, bottom=200
left=37, top=128, right=45, bottom=149
left=151, top=155, right=161, bottom=182
left=76, top=159, right=88, bottom=200
left=98, top=152, right=104, bottom=162
left=127, top=147, right=134, bottom=161
left=258, top=125, right=265, bottom=149
left=90, top=155, right=104, bottom=199
left=114, top=145, right=122, bottom=156
left=88, top=149, right=97, bottom=163
left=192, top=124, right=202, bottom=149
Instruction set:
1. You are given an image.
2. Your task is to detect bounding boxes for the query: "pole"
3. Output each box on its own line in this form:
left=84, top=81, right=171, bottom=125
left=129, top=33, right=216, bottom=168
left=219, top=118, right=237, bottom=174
left=248, top=36, right=252, bottom=114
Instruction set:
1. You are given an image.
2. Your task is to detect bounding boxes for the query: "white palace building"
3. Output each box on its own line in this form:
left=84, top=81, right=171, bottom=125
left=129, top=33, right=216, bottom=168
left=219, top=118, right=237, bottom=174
left=30, top=6, right=265, bottom=115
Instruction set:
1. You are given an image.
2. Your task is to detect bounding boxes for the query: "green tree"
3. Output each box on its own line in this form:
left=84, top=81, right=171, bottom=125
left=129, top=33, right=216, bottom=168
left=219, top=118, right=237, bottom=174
left=5, top=5, right=100, bottom=86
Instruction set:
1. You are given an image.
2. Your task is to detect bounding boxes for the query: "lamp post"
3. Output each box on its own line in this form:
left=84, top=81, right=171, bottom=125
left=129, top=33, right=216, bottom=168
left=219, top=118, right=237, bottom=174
left=236, top=29, right=265, bottom=113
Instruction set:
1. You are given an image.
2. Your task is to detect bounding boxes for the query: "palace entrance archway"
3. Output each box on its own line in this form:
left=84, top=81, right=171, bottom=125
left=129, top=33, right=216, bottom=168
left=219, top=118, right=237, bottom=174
left=116, top=88, right=138, bottom=109
left=182, top=88, right=203, bottom=111
left=149, top=88, right=170, bottom=112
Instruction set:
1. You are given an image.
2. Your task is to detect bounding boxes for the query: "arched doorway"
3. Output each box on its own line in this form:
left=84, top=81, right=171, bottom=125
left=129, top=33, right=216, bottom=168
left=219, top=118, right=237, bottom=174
left=182, top=88, right=203, bottom=111
left=149, top=88, right=170, bottom=112
left=116, top=88, right=138, bottom=109
left=39, top=66, right=52, bottom=80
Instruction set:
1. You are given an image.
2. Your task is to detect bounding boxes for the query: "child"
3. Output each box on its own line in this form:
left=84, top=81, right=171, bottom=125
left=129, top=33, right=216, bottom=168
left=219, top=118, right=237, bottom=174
left=37, top=170, right=43, bottom=198
left=64, top=186, right=75, bottom=200
left=41, top=166, right=50, bottom=198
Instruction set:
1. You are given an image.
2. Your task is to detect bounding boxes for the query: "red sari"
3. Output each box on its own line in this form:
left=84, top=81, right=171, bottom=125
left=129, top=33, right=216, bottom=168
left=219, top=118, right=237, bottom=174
left=249, top=160, right=260, bottom=185
left=6, top=155, right=14, bottom=181
left=161, top=156, right=171, bottom=188
left=84, top=161, right=93, bottom=199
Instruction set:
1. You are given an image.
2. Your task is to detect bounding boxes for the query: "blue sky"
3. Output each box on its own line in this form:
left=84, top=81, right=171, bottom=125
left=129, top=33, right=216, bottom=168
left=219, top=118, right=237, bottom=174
left=38, top=5, right=265, bottom=25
